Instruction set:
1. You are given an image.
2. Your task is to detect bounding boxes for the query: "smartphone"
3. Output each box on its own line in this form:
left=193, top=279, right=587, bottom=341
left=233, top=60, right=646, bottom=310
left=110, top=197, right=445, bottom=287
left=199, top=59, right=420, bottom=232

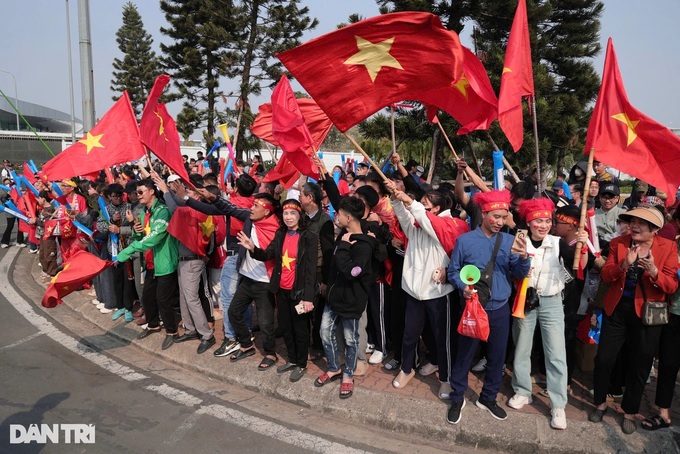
left=512, top=229, right=528, bottom=251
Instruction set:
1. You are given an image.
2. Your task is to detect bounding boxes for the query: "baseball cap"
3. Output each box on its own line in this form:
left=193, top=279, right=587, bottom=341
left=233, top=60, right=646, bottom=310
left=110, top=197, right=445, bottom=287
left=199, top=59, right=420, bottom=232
left=357, top=162, right=369, bottom=169
left=634, top=180, right=649, bottom=193
left=600, top=183, right=619, bottom=196
left=167, top=174, right=181, bottom=183
left=551, top=180, right=563, bottom=191
left=416, top=165, right=425, bottom=174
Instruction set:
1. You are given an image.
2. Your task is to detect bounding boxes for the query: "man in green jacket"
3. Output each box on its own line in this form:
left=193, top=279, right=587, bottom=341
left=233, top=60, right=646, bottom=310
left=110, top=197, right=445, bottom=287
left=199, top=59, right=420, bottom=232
left=117, top=179, right=180, bottom=350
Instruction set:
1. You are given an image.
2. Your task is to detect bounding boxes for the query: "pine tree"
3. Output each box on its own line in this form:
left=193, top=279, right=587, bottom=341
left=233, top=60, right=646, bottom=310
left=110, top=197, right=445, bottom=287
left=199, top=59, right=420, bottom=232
left=159, top=0, right=237, bottom=141
left=110, top=2, right=161, bottom=118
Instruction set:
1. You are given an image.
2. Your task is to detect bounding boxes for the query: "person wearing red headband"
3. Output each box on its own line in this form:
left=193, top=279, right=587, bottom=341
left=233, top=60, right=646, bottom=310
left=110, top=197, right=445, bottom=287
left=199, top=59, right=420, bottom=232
left=447, top=190, right=531, bottom=426
left=237, top=199, right=318, bottom=382
left=508, top=197, right=571, bottom=430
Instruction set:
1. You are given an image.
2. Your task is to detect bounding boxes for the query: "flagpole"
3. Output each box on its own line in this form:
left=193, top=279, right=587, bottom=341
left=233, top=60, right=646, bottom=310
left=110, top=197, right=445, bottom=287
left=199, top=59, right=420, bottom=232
left=343, top=132, right=388, bottom=182
left=573, top=149, right=595, bottom=270
left=426, top=129, right=437, bottom=184
left=531, top=96, right=542, bottom=193
left=435, top=120, right=468, bottom=181
left=485, top=131, right=521, bottom=183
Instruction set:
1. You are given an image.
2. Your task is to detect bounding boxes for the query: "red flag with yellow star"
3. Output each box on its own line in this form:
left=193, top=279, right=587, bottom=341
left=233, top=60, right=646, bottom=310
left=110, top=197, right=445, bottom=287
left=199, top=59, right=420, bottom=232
left=585, top=38, right=680, bottom=204
left=167, top=207, right=215, bottom=257
left=140, top=75, right=191, bottom=184
left=277, top=12, right=464, bottom=132
left=41, top=92, right=145, bottom=180
left=498, top=0, right=534, bottom=152
left=420, top=45, right=498, bottom=135
left=42, top=250, right=114, bottom=308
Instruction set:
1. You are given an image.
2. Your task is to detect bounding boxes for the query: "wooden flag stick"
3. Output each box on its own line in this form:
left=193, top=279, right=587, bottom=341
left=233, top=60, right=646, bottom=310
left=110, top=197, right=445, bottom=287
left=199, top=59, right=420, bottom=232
left=573, top=149, right=595, bottom=270
left=343, top=132, right=389, bottom=181
left=435, top=120, right=468, bottom=181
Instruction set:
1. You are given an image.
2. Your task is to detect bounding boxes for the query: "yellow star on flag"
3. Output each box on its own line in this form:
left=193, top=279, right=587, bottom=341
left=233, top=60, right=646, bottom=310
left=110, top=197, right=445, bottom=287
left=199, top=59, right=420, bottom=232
left=344, top=36, right=403, bottom=82
left=502, top=67, right=512, bottom=74
left=79, top=132, right=105, bottom=154
left=281, top=249, right=295, bottom=271
left=611, top=112, right=639, bottom=146
left=199, top=215, right=215, bottom=237
left=454, top=73, right=470, bottom=100
left=51, top=263, right=70, bottom=284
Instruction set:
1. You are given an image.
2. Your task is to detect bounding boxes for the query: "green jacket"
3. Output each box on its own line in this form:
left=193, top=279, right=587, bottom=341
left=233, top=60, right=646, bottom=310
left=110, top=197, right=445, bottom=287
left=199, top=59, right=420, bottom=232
left=117, top=198, right=178, bottom=276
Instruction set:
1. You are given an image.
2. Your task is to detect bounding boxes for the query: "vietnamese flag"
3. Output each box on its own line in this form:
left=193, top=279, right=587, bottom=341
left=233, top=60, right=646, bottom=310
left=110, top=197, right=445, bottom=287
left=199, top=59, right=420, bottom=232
left=140, top=75, right=191, bottom=184
left=42, top=92, right=145, bottom=180
left=42, top=250, right=114, bottom=308
left=419, top=46, right=498, bottom=135
left=498, top=0, right=534, bottom=152
left=263, top=156, right=301, bottom=189
left=23, top=163, right=36, bottom=184
left=277, top=12, right=464, bottom=132
left=167, top=207, right=215, bottom=257
left=585, top=38, right=680, bottom=205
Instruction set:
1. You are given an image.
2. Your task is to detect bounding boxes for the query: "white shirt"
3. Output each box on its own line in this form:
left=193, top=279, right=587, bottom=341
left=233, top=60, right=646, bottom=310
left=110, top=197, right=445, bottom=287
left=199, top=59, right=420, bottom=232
left=239, top=227, right=270, bottom=283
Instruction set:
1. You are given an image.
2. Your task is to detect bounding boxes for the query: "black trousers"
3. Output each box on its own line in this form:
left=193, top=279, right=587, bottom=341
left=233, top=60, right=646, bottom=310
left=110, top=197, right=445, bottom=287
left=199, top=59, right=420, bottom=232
left=367, top=281, right=390, bottom=353
left=389, top=253, right=407, bottom=362
left=277, top=288, right=311, bottom=368
left=1, top=215, right=24, bottom=245
left=112, top=262, right=137, bottom=311
left=593, top=297, right=662, bottom=414
left=228, top=276, right=276, bottom=356
left=656, top=313, right=680, bottom=409
left=142, top=269, right=180, bottom=334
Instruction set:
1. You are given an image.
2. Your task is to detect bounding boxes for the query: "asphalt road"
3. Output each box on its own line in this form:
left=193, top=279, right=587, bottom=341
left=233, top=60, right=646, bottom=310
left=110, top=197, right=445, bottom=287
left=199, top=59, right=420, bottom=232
left=0, top=228, right=461, bottom=454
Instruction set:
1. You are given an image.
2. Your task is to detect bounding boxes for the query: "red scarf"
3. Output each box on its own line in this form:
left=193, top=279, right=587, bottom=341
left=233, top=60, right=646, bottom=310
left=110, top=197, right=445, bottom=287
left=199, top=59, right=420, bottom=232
left=229, top=194, right=254, bottom=236
left=253, top=214, right=280, bottom=277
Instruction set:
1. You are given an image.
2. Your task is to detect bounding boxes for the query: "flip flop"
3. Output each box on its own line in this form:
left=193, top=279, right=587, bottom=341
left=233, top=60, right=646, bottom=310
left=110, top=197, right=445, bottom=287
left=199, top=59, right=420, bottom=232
left=314, top=371, right=342, bottom=387
left=339, top=380, right=354, bottom=399
left=230, top=347, right=256, bottom=362
left=641, top=415, right=671, bottom=431
left=258, top=356, right=278, bottom=371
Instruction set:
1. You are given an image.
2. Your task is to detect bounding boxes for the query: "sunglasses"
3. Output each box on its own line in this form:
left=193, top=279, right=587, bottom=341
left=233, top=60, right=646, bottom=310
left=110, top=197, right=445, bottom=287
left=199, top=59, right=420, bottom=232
left=136, top=190, right=148, bottom=196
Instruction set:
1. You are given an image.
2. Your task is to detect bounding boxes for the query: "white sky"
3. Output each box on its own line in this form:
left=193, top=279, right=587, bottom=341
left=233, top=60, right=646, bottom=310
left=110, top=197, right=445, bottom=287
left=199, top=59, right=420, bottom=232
left=2, top=1, right=679, bottom=138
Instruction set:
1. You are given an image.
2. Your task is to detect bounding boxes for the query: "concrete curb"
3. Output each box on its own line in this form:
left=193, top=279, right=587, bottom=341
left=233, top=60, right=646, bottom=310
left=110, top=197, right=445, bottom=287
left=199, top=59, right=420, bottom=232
left=26, top=252, right=679, bottom=454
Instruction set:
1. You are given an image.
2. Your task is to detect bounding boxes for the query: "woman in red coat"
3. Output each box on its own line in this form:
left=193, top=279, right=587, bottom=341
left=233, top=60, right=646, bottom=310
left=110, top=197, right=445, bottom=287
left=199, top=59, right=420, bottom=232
left=589, top=206, right=678, bottom=434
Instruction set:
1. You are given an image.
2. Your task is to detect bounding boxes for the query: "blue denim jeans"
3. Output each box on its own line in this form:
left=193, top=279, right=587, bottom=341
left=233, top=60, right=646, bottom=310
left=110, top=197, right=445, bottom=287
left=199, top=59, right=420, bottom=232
left=320, top=305, right=360, bottom=378
left=512, top=293, right=568, bottom=408
left=220, top=255, right=252, bottom=338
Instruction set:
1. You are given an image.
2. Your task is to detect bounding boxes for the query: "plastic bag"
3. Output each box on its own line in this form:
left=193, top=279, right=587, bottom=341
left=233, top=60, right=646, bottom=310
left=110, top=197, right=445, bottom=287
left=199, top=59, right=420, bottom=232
left=457, top=291, right=490, bottom=341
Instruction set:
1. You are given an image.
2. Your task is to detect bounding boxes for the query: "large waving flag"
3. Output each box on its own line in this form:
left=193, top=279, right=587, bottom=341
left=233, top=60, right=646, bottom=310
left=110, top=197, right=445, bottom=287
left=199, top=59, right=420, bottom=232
left=585, top=38, right=680, bottom=205
left=140, top=75, right=191, bottom=184
left=420, top=45, right=498, bottom=135
left=167, top=208, right=215, bottom=257
left=277, top=12, right=464, bottom=132
left=42, top=250, right=114, bottom=308
left=498, top=0, right=534, bottom=152
left=41, top=92, right=145, bottom=180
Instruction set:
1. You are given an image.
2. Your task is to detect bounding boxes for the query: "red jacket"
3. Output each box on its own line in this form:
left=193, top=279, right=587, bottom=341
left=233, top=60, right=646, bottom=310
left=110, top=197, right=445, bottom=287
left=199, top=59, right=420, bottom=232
left=601, top=234, right=679, bottom=317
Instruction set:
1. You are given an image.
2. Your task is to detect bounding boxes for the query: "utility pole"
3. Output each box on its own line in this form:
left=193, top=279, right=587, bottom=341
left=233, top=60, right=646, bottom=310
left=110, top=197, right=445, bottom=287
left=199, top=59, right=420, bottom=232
left=77, top=0, right=95, bottom=131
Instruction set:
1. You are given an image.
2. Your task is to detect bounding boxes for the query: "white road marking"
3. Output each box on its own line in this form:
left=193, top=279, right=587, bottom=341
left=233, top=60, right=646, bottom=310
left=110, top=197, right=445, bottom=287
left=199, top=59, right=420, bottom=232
left=0, top=331, right=43, bottom=351
left=1, top=249, right=375, bottom=454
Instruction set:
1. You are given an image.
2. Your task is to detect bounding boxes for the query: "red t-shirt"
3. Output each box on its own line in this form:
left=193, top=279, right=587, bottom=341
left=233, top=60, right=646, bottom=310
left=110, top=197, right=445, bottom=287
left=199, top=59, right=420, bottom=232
left=280, top=232, right=300, bottom=290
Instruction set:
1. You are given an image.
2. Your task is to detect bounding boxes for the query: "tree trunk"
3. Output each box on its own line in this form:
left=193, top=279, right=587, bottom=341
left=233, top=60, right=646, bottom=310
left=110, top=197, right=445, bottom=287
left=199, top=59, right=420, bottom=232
left=235, top=0, right=261, bottom=162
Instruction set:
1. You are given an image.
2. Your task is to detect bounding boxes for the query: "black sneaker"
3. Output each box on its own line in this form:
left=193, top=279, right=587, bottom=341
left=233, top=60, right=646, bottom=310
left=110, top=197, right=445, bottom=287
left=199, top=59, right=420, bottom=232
left=476, top=398, right=507, bottom=421
left=214, top=338, right=240, bottom=357
left=447, top=399, right=466, bottom=425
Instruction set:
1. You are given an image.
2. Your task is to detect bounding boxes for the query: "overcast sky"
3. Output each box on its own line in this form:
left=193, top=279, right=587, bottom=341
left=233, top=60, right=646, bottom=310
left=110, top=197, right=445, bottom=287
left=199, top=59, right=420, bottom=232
left=2, top=1, right=679, bottom=138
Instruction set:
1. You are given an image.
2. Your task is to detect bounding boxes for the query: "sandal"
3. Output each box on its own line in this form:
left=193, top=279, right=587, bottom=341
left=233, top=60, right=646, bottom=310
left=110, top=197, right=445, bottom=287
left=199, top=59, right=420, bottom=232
left=392, top=369, right=415, bottom=389
left=230, top=347, right=256, bottom=362
left=340, top=380, right=354, bottom=399
left=258, top=356, right=278, bottom=371
left=641, top=415, right=671, bottom=431
left=621, top=417, right=637, bottom=435
left=314, top=371, right=342, bottom=387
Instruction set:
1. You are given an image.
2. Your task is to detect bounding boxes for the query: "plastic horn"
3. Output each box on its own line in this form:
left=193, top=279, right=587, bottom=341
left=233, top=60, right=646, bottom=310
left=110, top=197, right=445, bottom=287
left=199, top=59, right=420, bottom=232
left=492, top=150, right=504, bottom=191
left=0, top=205, right=29, bottom=222
left=207, top=141, right=220, bottom=157
left=460, top=265, right=481, bottom=287
left=22, top=177, right=40, bottom=196
left=511, top=276, right=529, bottom=319
left=217, top=123, right=237, bottom=161
left=72, top=220, right=94, bottom=237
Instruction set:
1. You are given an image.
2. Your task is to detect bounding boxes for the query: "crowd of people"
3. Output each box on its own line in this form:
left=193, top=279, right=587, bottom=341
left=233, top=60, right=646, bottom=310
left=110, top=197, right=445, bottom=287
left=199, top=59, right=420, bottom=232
left=1, top=153, right=679, bottom=434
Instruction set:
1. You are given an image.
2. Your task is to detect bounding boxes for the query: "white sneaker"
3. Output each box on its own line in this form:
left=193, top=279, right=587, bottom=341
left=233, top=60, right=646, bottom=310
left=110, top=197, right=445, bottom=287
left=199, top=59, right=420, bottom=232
left=507, top=394, right=533, bottom=410
left=96, top=303, right=105, bottom=309
left=471, top=357, right=487, bottom=372
left=368, top=351, right=384, bottom=365
left=0, top=244, right=8, bottom=249
left=99, top=307, right=113, bottom=314
left=418, top=362, right=439, bottom=376
left=550, top=408, right=567, bottom=430
left=92, top=299, right=101, bottom=305
left=366, top=343, right=375, bottom=354
left=15, top=243, right=26, bottom=248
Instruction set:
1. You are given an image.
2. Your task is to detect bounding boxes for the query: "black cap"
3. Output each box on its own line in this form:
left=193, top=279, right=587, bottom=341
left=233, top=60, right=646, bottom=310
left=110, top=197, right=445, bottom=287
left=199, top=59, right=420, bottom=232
left=124, top=181, right=138, bottom=193
left=551, top=180, right=563, bottom=191
left=600, top=183, right=620, bottom=196
left=107, top=183, right=125, bottom=194
left=356, top=162, right=369, bottom=169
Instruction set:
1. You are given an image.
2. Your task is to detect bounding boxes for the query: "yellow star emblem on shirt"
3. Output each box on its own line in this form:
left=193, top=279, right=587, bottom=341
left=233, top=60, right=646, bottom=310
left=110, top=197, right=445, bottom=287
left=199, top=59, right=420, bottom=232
left=199, top=215, right=215, bottom=237
left=344, top=36, right=403, bottom=82
left=282, top=249, right=295, bottom=271
left=78, top=132, right=105, bottom=154
left=611, top=112, right=639, bottom=146
left=454, top=73, right=470, bottom=100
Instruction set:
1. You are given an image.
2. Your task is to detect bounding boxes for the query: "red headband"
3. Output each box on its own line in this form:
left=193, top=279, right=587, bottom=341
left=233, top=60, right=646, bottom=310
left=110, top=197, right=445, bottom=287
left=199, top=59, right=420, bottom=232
left=253, top=198, right=275, bottom=212
left=474, top=190, right=511, bottom=212
left=555, top=213, right=578, bottom=226
left=282, top=203, right=301, bottom=213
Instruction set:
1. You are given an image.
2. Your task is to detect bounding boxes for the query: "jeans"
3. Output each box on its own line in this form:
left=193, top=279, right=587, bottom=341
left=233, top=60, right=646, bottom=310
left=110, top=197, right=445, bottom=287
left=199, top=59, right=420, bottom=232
left=512, top=294, right=568, bottom=408
left=320, top=305, right=360, bottom=378
left=219, top=255, right=252, bottom=338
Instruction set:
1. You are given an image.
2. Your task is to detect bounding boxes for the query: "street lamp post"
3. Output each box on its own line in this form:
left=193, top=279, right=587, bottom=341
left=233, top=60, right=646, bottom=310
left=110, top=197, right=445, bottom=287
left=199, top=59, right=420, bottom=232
left=0, top=69, right=20, bottom=131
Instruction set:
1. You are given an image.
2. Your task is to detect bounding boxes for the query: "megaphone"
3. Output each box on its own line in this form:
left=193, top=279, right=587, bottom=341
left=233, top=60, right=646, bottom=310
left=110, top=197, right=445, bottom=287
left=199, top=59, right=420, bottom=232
left=460, top=265, right=481, bottom=287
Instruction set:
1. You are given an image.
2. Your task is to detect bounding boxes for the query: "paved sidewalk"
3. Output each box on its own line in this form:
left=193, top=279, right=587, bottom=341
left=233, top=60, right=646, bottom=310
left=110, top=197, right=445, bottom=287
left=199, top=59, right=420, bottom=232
left=23, top=249, right=680, bottom=454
